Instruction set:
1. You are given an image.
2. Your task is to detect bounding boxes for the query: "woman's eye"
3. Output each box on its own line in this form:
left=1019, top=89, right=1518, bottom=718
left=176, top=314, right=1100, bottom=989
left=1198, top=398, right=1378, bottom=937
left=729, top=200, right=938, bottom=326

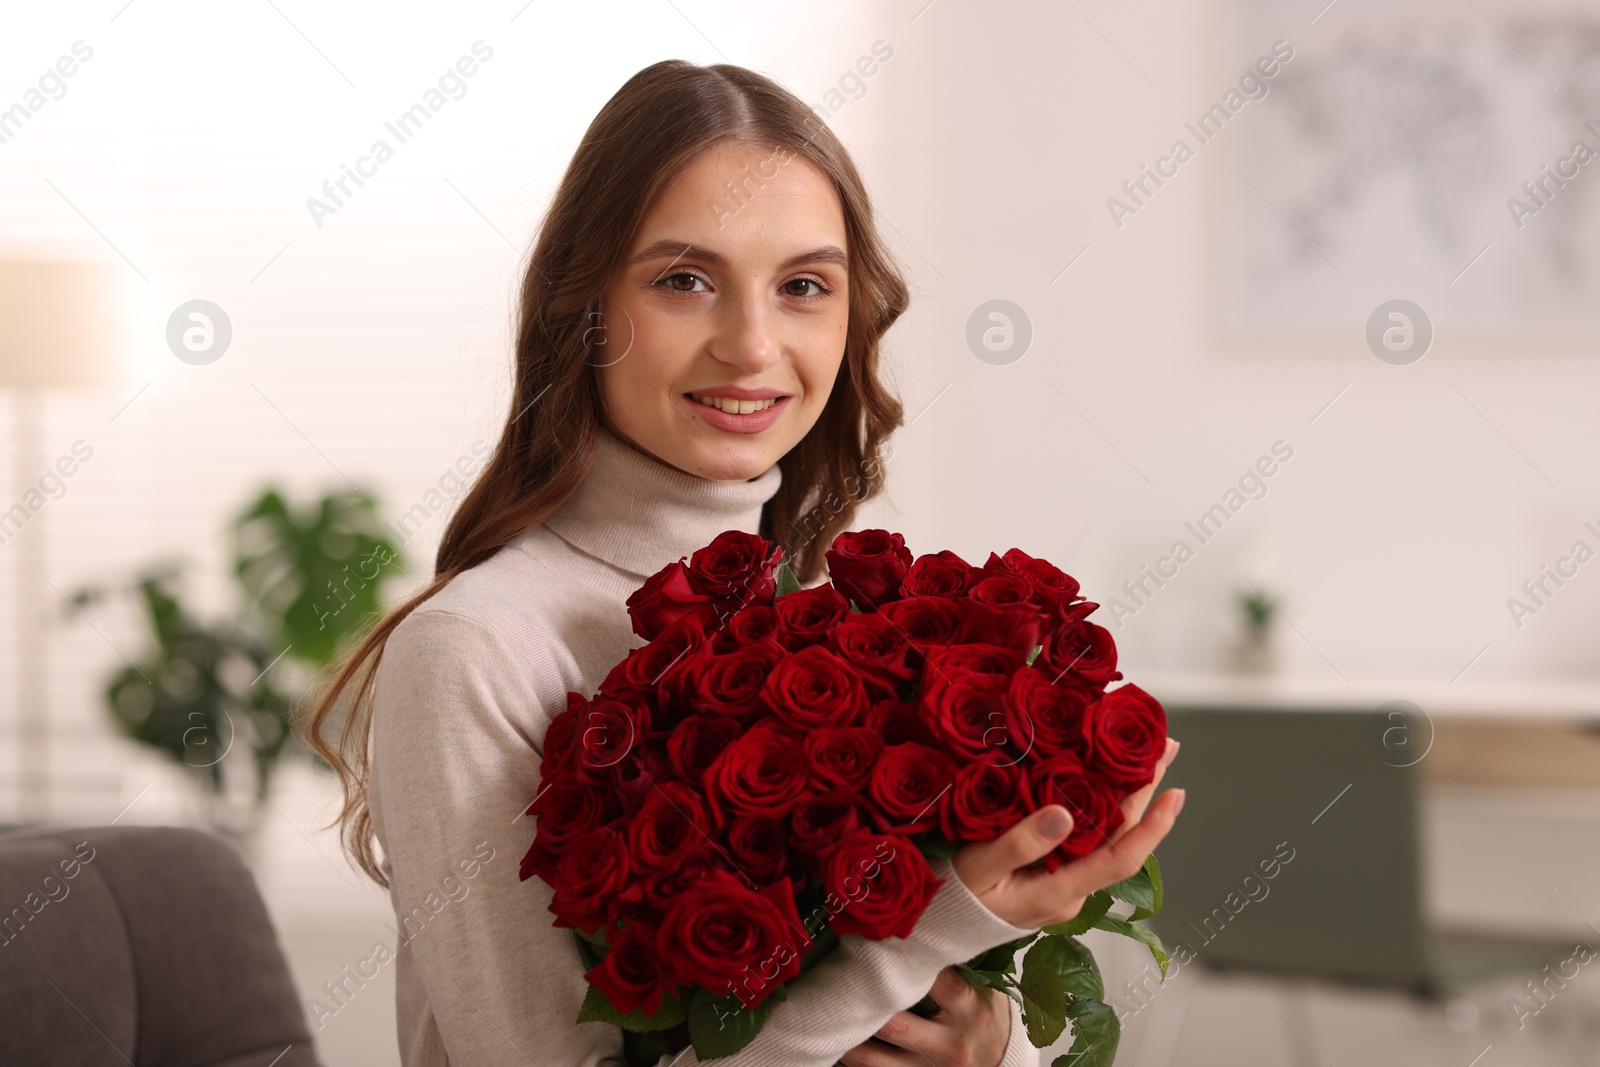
left=661, top=272, right=708, bottom=293
left=782, top=277, right=829, bottom=298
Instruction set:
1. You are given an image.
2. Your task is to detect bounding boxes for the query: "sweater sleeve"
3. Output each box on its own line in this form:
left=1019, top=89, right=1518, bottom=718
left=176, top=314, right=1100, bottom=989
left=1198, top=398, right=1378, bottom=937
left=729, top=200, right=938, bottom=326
left=372, top=607, right=1039, bottom=1067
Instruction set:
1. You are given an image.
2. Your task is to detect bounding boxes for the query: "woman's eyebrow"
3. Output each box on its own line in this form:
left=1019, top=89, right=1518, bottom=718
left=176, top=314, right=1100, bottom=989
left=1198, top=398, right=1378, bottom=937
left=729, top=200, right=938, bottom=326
left=630, top=240, right=848, bottom=273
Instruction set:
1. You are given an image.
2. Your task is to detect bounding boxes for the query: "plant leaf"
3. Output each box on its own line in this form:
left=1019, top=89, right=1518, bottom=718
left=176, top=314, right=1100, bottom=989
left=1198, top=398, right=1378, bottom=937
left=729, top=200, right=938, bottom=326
left=1024, top=934, right=1104, bottom=1002
left=1044, top=891, right=1112, bottom=937
left=917, top=836, right=960, bottom=863
left=576, top=985, right=688, bottom=1032
left=969, top=933, right=1035, bottom=974
left=774, top=558, right=801, bottom=598
left=1144, top=854, right=1164, bottom=917
left=1105, top=867, right=1156, bottom=921
left=1018, top=951, right=1068, bottom=1048
left=1026, top=643, right=1043, bottom=666
left=688, top=989, right=768, bottom=1058
left=1094, top=914, right=1170, bottom=978
left=1052, top=998, right=1121, bottom=1067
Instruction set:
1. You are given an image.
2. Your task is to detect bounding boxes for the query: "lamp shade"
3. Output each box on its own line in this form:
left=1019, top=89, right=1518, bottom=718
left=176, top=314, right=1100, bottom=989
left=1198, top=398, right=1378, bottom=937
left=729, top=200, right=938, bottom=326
left=0, top=260, right=121, bottom=388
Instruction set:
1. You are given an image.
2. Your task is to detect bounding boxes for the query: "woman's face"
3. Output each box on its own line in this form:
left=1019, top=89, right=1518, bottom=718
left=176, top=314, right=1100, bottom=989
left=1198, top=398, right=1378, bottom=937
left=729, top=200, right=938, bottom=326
left=596, top=141, right=851, bottom=482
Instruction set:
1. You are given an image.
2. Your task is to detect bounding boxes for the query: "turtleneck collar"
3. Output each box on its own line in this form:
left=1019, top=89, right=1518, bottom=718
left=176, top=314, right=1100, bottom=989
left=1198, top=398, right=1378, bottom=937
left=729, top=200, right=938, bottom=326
left=539, top=426, right=783, bottom=579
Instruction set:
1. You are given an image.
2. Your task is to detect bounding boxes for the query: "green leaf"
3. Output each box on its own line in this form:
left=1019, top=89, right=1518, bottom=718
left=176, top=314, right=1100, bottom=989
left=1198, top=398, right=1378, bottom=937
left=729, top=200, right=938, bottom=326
left=576, top=984, right=688, bottom=1032
left=688, top=989, right=768, bottom=1058
left=1144, top=854, right=1164, bottom=917
left=572, top=930, right=602, bottom=971
left=969, top=933, right=1035, bottom=974
left=1018, top=951, right=1068, bottom=1048
left=1094, top=914, right=1170, bottom=978
left=1044, top=891, right=1112, bottom=937
left=1026, top=643, right=1043, bottom=666
left=1053, top=998, right=1121, bottom=1067
left=917, top=836, right=960, bottom=863
left=1023, top=934, right=1104, bottom=1002
left=774, top=558, right=801, bottom=598
left=1105, top=867, right=1156, bottom=921
left=954, top=964, right=1012, bottom=991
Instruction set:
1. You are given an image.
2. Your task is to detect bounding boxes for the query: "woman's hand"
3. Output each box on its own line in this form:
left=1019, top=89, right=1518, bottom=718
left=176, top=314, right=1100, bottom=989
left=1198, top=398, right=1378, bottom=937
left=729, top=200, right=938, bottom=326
left=952, top=738, right=1184, bottom=931
left=838, top=967, right=1011, bottom=1067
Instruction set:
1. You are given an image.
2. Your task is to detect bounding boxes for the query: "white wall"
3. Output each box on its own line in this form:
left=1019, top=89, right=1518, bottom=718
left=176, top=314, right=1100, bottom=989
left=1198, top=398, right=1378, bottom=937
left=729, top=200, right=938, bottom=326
left=855, top=0, right=1600, bottom=685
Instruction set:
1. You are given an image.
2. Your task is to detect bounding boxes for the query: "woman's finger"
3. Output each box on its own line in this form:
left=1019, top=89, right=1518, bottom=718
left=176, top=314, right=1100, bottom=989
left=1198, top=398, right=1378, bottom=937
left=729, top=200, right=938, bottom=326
left=1007, top=787, right=1184, bottom=925
left=1113, top=738, right=1180, bottom=843
left=1050, top=788, right=1185, bottom=908
left=952, top=804, right=1073, bottom=896
left=924, top=966, right=979, bottom=1016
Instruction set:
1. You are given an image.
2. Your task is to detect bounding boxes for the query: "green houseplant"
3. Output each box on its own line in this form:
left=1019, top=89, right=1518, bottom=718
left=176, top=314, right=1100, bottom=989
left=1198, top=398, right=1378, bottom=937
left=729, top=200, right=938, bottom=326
left=71, top=486, right=403, bottom=833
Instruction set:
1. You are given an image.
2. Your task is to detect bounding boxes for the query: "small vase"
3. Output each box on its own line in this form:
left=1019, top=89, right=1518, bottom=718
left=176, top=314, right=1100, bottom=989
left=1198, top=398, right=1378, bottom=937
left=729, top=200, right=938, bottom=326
left=1230, top=630, right=1275, bottom=674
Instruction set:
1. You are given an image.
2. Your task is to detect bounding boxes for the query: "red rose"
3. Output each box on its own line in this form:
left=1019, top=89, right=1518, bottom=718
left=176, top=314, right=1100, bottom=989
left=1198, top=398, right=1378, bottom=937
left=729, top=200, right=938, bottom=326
left=689, top=640, right=786, bottom=722
left=542, top=693, right=588, bottom=774
left=601, top=616, right=709, bottom=716
left=984, top=548, right=1083, bottom=616
left=826, top=529, right=913, bottom=610
left=521, top=778, right=615, bottom=884
left=962, top=602, right=1045, bottom=652
left=1085, top=683, right=1167, bottom=789
left=868, top=742, right=958, bottom=834
left=626, top=560, right=714, bottom=641
left=569, top=697, right=647, bottom=785
left=864, top=698, right=939, bottom=748
left=880, top=596, right=970, bottom=648
left=820, top=832, right=938, bottom=941
left=643, top=844, right=729, bottom=912
left=826, top=613, right=914, bottom=700
left=1027, top=753, right=1125, bottom=866
left=627, top=782, right=712, bottom=870
left=923, top=672, right=1011, bottom=762
left=704, top=722, right=812, bottom=824
left=900, top=550, right=983, bottom=599
left=922, top=642, right=1027, bottom=680
left=762, top=646, right=869, bottom=731
left=968, top=573, right=1037, bottom=611
left=774, top=583, right=850, bottom=650
left=689, top=530, right=780, bottom=607
left=728, top=814, right=796, bottom=886
left=941, top=761, right=1028, bottom=842
left=610, top=749, right=671, bottom=817
left=550, top=824, right=638, bottom=935
left=666, top=714, right=745, bottom=783
left=1039, top=619, right=1121, bottom=687
left=714, top=604, right=779, bottom=652
left=804, top=726, right=884, bottom=791
left=790, top=790, right=864, bottom=855
left=1004, top=667, right=1093, bottom=759
left=657, top=869, right=806, bottom=1007
left=585, top=919, right=673, bottom=1017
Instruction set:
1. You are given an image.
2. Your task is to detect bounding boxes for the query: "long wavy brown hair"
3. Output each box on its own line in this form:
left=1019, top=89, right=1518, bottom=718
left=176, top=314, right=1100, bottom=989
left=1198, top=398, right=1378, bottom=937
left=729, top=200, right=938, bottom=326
left=303, top=60, right=910, bottom=884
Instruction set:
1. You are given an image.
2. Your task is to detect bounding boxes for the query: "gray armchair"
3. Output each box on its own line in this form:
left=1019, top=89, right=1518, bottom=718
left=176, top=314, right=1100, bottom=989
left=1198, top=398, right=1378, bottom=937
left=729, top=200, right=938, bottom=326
left=0, top=825, right=322, bottom=1067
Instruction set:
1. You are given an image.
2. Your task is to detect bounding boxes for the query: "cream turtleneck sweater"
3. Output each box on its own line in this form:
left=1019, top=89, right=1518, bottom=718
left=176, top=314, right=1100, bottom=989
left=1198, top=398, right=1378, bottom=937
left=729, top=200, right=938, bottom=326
left=368, top=427, right=1038, bottom=1067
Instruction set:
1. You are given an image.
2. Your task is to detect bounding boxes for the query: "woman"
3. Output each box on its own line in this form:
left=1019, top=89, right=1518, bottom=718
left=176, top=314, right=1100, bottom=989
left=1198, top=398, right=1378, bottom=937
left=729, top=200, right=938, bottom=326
left=305, top=60, right=1183, bottom=1067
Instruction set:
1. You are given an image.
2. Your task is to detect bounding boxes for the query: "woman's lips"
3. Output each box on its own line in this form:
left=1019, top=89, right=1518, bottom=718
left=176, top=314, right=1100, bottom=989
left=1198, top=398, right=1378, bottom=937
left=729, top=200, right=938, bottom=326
left=684, top=392, right=791, bottom=434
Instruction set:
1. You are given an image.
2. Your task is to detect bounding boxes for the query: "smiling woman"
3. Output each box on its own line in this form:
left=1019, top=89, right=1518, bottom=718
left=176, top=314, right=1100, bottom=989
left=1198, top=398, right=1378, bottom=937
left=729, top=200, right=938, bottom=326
left=596, top=142, right=853, bottom=482
left=300, top=59, right=1057, bottom=1067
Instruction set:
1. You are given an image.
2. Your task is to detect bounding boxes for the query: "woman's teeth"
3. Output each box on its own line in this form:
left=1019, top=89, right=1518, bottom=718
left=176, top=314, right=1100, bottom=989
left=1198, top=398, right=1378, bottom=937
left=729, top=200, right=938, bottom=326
left=690, top=394, right=779, bottom=414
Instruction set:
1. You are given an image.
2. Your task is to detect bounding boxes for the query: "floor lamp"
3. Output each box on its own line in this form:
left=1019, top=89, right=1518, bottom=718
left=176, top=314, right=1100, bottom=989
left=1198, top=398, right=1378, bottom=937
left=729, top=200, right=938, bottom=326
left=0, top=261, right=119, bottom=824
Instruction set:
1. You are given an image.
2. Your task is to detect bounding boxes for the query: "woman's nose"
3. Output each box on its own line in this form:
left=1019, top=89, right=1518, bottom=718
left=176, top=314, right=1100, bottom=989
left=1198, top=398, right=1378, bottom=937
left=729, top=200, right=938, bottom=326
left=711, top=291, right=781, bottom=374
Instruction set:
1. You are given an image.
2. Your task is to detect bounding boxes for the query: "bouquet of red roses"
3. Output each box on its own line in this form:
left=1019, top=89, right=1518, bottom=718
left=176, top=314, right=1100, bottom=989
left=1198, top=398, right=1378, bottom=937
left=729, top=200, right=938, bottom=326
left=521, top=529, right=1169, bottom=1065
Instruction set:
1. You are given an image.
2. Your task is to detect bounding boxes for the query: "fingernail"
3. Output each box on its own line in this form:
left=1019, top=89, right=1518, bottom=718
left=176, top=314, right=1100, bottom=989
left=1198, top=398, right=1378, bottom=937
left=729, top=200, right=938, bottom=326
left=1173, top=789, right=1187, bottom=815
left=1039, top=806, right=1073, bottom=838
